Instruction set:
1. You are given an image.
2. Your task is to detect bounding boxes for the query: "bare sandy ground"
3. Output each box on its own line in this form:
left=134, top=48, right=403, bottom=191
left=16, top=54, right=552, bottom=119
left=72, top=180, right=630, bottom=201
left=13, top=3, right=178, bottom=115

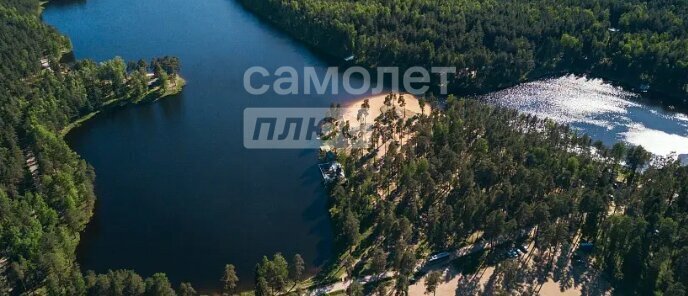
left=406, top=240, right=598, bottom=296
left=341, top=93, right=429, bottom=129
left=408, top=268, right=462, bottom=296
left=406, top=266, right=586, bottom=296
left=337, top=93, right=429, bottom=156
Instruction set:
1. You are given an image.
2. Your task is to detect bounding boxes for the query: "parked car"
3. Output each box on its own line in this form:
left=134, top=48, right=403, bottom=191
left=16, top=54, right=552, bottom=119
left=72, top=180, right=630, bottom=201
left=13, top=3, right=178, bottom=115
left=426, top=252, right=451, bottom=264
left=506, top=249, right=520, bottom=258
left=572, top=254, right=588, bottom=266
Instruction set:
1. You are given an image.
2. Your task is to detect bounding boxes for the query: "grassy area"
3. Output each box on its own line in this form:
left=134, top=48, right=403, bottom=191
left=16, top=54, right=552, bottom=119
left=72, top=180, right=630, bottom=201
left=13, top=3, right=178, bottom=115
left=59, top=96, right=127, bottom=136
left=140, top=76, right=186, bottom=103
left=466, top=231, right=484, bottom=245
left=37, top=1, right=47, bottom=14
left=168, top=76, right=186, bottom=94
left=60, top=111, right=101, bottom=137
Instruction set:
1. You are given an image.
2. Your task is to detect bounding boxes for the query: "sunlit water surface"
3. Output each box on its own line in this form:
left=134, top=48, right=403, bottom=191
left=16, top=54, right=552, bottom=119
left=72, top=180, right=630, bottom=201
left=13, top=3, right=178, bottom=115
left=481, top=75, right=688, bottom=163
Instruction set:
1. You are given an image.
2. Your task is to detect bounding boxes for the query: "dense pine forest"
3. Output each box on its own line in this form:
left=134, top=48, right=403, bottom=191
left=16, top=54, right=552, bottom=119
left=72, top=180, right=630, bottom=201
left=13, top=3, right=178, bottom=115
left=324, top=95, right=688, bottom=295
left=3, top=0, right=688, bottom=295
left=240, top=0, right=688, bottom=105
left=235, top=0, right=688, bottom=293
left=0, top=0, right=185, bottom=294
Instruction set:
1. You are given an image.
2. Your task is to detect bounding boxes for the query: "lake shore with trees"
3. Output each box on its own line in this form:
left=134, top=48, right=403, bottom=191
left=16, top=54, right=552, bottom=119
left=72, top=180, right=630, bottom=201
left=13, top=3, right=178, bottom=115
left=60, top=74, right=186, bottom=136
left=0, top=0, right=190, bottom=294
left=238, top=0, right=688, bottom=109
left=4, top=0, right=688, bottom=295
left=311, top=93, right=688, bottom=295
left=226, top=3, right=688, bottom=290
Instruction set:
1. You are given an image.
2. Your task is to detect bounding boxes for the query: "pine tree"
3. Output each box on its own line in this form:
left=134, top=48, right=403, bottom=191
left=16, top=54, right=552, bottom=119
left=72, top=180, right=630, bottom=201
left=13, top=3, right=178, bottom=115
left=222, top=264, right=239, bottom=295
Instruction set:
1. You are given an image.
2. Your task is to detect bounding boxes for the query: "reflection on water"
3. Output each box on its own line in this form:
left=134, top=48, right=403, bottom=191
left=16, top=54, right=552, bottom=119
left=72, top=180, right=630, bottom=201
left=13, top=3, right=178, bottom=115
left=481, top=75, right=688, bottom=162
left=42, top=0, right=339, bottom=292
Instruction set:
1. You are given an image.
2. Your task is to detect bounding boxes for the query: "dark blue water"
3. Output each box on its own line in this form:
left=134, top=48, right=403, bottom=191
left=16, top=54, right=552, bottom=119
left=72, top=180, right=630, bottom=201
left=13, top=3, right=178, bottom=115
left=42, top=0, right=357, bottom=291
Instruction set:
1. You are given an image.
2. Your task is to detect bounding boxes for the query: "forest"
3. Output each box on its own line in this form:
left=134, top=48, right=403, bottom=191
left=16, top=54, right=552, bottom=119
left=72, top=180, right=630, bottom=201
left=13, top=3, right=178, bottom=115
left=322, top=94, right=688, bottom=295
left=239, top=0, right=688, bottom=106
left=234, top=0, right=688, bottom=293
left=0, top=0, right=187, bottom=294
left=3, top=0, right=688, bottom=295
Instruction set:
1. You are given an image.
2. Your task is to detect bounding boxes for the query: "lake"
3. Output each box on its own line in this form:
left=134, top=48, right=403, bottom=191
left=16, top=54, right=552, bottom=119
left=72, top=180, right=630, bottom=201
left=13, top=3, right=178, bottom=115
left=481, top=75, right=688, bottom=163
left=43, top=0, right=688, bottom=293
left=42, top=0, right=362, bottom=291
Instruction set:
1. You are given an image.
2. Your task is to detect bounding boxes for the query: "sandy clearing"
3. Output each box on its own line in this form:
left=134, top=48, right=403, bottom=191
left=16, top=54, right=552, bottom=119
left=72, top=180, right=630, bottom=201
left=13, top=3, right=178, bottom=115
left=338, top=93, right=429, bottom=156
left=341, top=93, right=429, bottom=126
left=406, top=266, right=586, bottom=296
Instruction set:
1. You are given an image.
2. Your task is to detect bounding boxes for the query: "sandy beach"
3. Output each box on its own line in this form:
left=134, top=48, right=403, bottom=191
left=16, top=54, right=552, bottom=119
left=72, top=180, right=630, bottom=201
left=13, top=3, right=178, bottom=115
left=334, top=93, right=429, bottom=155
left=341, top=93, right=429, bottom=126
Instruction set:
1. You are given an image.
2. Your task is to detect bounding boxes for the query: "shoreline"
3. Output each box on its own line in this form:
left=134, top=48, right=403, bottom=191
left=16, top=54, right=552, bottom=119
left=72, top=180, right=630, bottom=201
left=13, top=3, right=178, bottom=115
left=238, top=0, right=688, bottom=112
left=60, top=75, right=186, bottom=136
left=342, top=93, right=429, bottom=125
